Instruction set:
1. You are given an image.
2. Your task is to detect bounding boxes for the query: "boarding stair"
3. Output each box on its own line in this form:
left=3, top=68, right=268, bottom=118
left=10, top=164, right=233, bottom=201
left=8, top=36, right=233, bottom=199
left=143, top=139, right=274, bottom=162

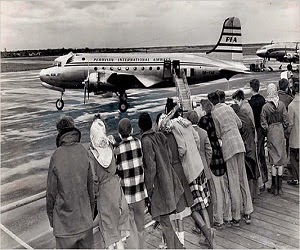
left=173, top=69, right=193, bottom=113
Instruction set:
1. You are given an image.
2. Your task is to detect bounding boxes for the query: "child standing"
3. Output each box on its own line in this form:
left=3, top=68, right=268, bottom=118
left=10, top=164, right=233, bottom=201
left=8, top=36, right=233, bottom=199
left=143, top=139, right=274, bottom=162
left=115, top=118, right=147, bottom=249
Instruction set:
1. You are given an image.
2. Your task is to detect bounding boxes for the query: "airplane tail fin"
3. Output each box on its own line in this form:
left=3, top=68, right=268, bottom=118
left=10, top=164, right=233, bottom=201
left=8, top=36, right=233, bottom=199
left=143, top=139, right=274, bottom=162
left=206, top=17, right=243, bottom=61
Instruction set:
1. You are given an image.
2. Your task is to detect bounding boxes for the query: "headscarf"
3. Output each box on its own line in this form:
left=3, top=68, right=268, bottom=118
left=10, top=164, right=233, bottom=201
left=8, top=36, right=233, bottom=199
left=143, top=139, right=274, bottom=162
left=266, top=83, right=279, bottom=108
left=89, top=118, right=113, bottom=168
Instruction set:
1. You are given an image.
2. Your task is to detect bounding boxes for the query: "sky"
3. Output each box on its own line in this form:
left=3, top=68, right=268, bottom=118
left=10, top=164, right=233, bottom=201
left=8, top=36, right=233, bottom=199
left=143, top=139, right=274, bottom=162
left=0, top=0, right=299, bottom=51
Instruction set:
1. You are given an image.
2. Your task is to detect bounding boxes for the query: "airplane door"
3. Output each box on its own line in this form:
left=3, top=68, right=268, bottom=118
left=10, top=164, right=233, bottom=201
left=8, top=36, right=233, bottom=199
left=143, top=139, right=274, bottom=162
left=173, top=60, right=180, bottom=76
left=163, top=59, right=172, bottom=79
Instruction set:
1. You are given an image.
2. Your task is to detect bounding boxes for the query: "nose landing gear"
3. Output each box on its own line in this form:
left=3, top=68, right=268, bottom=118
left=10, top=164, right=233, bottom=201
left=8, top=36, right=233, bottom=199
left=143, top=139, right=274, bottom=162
left=56, top=91, right=65, bottom=110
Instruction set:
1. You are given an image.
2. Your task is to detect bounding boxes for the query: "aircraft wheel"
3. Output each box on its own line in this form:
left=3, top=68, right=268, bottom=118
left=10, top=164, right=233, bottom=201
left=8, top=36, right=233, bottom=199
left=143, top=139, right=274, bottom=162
left=119, top=100, right=128, bottom=112
left=56, top=99, right=64, bottom=110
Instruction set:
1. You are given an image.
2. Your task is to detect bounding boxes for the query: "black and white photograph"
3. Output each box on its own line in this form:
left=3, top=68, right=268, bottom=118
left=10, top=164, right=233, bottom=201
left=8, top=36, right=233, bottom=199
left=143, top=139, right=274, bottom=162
left=1, top=0, right=299, bottom=249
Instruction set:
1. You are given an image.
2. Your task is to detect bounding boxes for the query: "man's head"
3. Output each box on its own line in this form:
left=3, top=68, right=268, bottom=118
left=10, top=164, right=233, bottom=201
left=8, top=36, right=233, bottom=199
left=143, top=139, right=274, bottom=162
left=200, top=99, right=213, bottom=115
left=278, top=78, right=289, bottom=91
left=208, top=91, right=219, bottom=106
left=232, top=89, right=245, bottom=107
left=249, top=79, right=260, bottom=93
left=186, top=110, right=199, bottom=125
left=216, top=89, right=225, bottom=103
left=56, top=115, right=76, bottom=134
left=118, top=118, right=132, bottom=139
left=138, top=112, right=152, bottom=133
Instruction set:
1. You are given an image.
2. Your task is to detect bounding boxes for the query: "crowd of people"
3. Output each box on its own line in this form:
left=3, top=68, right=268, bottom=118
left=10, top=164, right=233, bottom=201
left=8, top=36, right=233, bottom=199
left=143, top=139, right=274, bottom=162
left=46, top=76, right=299, bottom=249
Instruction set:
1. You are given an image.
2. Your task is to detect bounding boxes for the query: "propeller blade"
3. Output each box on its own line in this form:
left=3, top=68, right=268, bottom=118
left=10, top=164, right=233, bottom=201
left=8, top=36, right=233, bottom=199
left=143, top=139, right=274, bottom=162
left=88, top=81, right=90, bottom=100
left=84, top=84, right=87, bottom=105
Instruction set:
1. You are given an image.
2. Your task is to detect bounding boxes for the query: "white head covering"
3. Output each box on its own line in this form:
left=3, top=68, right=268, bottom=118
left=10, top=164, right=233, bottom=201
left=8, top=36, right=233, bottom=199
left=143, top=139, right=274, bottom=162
left=90, top=118, right=113, bottom=168
left=266, top=83, right=279, bottom=108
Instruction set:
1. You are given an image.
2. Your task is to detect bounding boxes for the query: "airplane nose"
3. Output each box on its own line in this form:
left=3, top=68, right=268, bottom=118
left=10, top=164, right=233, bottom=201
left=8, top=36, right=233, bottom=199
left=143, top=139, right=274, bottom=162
left=39, top=69, right=46, bottom=82
left=256, top=50, right=262, bottom=56
left=256, top=49, right=266, bottom=57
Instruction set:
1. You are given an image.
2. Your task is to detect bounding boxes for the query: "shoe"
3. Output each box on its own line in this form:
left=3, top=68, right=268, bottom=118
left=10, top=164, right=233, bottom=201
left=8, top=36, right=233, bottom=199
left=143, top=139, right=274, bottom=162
left=224, top=220, right=232, bottom=227
left=191, top=226, right=201, bottom=235
left=243, top=214, right=251, bottom=224
left=267, top=176, right=278, bottom=195
left=231, top=219, right=240, bottom=227
left=287, top=180, right=299, bottom=186
left=213, top=222, right=223, bottom=228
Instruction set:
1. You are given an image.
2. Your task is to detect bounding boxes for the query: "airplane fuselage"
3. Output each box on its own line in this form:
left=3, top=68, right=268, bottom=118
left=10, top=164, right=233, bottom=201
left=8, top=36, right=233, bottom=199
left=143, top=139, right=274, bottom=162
left=256, top=42, right=299, bottom=63
left=40, top=52, right=247, bottom=91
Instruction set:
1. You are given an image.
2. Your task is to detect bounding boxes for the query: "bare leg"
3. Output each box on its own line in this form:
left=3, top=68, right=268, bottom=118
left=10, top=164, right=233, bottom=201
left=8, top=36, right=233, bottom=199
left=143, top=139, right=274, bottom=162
left=191, top=211, right=215, bottom=249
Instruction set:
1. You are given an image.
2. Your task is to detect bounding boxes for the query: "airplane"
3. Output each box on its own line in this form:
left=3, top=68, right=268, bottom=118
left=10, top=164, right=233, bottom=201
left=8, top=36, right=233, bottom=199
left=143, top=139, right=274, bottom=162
left=256, top=42, right=299, bottom=64
left=39, top=16, right=249, bottom=112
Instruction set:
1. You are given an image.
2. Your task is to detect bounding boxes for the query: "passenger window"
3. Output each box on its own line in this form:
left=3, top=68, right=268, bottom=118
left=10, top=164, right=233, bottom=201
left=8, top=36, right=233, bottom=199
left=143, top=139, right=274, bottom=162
left=110, top=67, right=114, bottom=70
left=102, top=67, right=106, bottom=70
left=157, top=67, right=160, bottom=70
left=141, top=67, right=145, bottom=70
left=118, top=67, right=121, bottom=70
left=126, top=67, right=129, bottom=71
left=149, top=67, right=152, bottom=70
left=134, top=67, right=137, bottom=70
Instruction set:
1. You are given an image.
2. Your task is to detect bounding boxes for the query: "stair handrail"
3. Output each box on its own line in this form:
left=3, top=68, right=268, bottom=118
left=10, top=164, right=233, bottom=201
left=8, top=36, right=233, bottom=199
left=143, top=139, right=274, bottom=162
left=180, top=70, right=192, bottom=110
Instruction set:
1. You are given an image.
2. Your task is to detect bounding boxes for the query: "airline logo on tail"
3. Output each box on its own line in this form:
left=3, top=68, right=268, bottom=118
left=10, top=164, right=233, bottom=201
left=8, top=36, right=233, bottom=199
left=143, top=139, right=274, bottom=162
left=206, top=17, right=243, bottom=61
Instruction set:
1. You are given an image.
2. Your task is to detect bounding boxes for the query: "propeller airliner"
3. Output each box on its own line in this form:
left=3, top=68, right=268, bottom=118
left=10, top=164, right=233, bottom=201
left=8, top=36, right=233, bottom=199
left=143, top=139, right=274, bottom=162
left=256, top=42, right=299, bottom=64
left=39, top=16, right=249, bottom=112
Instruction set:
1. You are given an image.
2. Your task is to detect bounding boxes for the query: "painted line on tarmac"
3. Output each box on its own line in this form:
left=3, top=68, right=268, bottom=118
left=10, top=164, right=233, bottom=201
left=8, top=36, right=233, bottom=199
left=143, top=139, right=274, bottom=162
left=0, top=223, right=33, bottom=249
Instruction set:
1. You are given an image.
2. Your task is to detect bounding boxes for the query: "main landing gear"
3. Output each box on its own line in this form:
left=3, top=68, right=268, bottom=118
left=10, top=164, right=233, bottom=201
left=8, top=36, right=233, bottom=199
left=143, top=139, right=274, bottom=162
left=118, top=92, right=129, bottom=112
left=56, top=91, right=64, bottom=110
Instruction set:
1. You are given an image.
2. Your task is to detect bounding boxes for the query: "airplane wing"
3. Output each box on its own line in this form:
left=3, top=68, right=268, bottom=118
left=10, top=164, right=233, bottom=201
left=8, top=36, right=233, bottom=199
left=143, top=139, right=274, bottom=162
left=88, top=70, right=161, bottom=90
left=220, top=67, right=250, bottom=74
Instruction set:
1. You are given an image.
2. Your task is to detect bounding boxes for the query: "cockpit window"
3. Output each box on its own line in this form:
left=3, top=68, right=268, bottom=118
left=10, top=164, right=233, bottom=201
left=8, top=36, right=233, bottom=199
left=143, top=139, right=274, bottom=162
left=53, top=61, right=62, bottom=67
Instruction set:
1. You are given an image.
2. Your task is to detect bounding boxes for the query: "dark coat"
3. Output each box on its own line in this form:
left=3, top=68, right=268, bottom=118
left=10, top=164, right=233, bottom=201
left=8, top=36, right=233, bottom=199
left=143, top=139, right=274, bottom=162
left=236, top=111, right=260, bottom=180
left=249, top=93, right=266, bottom=130
left=46, top=129, right=94, bottom=236
left=141, top=129, right=184, bottom=221
left=165, top=132, right=194, bottom=212
left=278, top=90, right=294, bottom=110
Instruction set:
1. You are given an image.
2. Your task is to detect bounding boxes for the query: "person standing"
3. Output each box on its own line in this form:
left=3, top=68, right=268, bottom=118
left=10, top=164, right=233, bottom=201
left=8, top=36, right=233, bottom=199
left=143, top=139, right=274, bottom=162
left=198, top=99, right=232, bottom=228
left=231, top=104, right=260, bottom=199
left=209, top=91, right=253, bottom=226
left=186, top=110, right=214, bottom=228
left=261, top=83, right=290, bottom=195
left=287, top=82, right=299, bottom=185
left=115, top=118, right=147, bottom=249
left=278, top=79, right=294, bottom=108
left=138, top=112, right=184, bottom=249
left=160, top=110, right=215, bottom=248
left=46, top=115, right=95, bottom=249
left=278, top=78, right=294, bottom=167
left=156, top=113, right=194, bottom=247
left=89, top=116, right=130, bottom=249
left=248, top=79, right=268, bottom=190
